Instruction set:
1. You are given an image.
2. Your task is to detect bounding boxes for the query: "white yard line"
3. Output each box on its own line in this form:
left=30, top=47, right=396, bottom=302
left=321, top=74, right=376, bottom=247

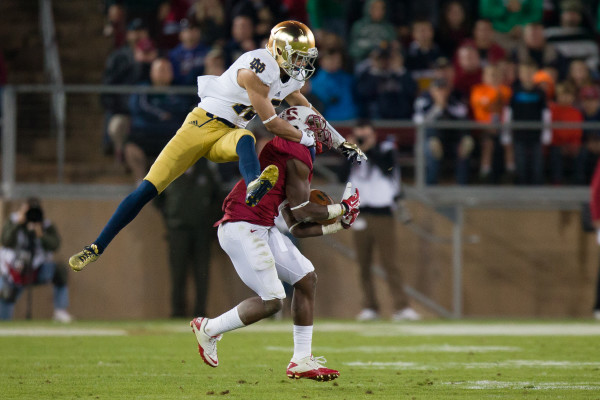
left=242, top=322, right=600, bottom=336
left=266, top=345, right=521, bottom=353
left=0, top=328, right=127, bottom=337
left=442, top=380, right=600, bottom=390
left=345, top=360, right=600, bottom=370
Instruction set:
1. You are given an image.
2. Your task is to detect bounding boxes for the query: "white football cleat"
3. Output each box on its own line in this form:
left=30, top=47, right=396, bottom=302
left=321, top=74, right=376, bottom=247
left=190, top=317, right=222, bottom=367
left=356, top=308, right=379, bottom=322
left=392, top=307, right=421, bottom=322
left=594, top=310, right=600, bottom=321
left=286, top=355, right=339, bottom=381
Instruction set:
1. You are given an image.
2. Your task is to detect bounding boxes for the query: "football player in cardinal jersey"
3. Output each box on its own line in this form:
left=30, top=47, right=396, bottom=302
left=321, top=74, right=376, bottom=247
left=68, top=21, right=366, bottom=272
left=190, top=108, right=360, bottom=381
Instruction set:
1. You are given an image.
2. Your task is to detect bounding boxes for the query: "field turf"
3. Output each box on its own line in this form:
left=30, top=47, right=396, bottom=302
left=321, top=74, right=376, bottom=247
left=1, top=320, right=599, bottom=399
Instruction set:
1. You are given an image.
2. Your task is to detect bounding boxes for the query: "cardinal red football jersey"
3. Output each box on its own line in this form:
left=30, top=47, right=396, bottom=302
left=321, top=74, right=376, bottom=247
left=216, top=136, right=314, bottom=227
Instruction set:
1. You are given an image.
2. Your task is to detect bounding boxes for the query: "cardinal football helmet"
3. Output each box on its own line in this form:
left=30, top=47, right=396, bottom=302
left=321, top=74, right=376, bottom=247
left=279, top=106, right=332, bottom=152
left=267, top=21, right=318, bottom=81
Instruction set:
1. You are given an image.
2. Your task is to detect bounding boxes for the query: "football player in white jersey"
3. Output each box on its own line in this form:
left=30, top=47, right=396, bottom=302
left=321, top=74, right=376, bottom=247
left=69, top=20, right=366, bottom=272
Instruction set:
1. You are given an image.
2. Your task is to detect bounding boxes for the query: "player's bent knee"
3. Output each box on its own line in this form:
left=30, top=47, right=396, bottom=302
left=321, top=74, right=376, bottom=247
left=294, top=271, right=317, bottom=292
left=263, top=298, right=283, bottom=316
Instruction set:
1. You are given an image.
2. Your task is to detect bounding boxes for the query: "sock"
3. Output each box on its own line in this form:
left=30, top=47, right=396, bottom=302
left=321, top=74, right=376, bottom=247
left=292, top=325, right=313, bottom=361
left=506, top=163, right=516, bottom=172
left=94, top=180, right=158, bottom=252
left=205, top=307, right=245, bottom=336
left=480, top=165, right=491, bottom=176
left=236, top=135, right=260, bottom=186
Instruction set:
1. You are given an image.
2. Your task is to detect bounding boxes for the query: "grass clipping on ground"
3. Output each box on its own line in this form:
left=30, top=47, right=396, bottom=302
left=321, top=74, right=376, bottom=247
left=1, top=320, right=599, bottom=399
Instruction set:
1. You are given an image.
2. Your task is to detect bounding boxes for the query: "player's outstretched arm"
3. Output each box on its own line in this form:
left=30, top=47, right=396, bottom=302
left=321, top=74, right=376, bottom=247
left=237, top=69, right=314, bottom=146
left=286, top=90, right=368, bottom=163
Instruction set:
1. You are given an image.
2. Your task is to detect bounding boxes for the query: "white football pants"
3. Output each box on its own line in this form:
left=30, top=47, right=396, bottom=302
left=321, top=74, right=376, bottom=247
left=217, top=221, right=314, bottom=300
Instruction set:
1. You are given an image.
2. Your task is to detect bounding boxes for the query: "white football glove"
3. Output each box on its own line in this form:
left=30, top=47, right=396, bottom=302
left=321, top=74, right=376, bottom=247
left=299, top=128, right=315, bottom=147
left=340, top=182, right=360, bottom=216
left=341, top=209, right=359, bottom=229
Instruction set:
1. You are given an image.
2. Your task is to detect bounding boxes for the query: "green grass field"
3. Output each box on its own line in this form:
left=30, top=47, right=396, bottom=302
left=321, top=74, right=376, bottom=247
left=1, top=320, right=600, bottom=399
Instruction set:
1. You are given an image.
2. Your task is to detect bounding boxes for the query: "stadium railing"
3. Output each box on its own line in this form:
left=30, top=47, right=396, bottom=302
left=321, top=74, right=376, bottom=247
left=2, top=84, right=598, bottom=318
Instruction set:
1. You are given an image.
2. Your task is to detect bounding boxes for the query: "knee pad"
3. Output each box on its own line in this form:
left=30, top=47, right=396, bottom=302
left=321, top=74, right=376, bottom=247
left=427, top=137, right=443, bottom=160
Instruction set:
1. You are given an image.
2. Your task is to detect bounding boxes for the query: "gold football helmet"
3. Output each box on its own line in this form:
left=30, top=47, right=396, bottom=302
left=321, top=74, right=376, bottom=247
left=267, top=20, right=318, bottom=81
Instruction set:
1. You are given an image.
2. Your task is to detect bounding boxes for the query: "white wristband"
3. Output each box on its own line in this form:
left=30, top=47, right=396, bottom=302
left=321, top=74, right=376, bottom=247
left=321, top=221, right=343, bottom=235
left=262, top=114, right=277, bottom=124
left=327, top=204, right=344, bottom=220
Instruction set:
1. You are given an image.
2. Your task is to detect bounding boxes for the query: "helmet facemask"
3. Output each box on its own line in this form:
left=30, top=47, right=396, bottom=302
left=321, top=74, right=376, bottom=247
left=278, top=41, right=318, bottom=81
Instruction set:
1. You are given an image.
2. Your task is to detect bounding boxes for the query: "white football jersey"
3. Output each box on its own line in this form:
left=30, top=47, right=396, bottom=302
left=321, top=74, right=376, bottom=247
left=197, top=48, right=304, bottom=128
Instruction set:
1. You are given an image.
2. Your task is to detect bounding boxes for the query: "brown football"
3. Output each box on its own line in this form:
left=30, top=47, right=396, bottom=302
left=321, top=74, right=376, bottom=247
left=310, top=189, right=338, bottom=225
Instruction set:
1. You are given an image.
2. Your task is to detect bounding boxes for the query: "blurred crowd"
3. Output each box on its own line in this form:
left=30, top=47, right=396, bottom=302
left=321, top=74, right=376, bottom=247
left=96, top=0, right=600, bottom=185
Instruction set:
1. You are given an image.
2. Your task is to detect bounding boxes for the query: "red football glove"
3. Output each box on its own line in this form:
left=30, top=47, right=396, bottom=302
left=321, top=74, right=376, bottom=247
left=341, top=209, right=359, bottom=229
left=340, top=182, right=360, bottom=216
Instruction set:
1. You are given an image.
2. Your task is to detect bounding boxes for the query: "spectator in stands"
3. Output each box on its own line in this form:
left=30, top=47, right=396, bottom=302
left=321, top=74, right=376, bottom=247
left=103, top=3, right=127, bottom=48
left=124, top=58, right=192, bottom=183
left=0, top=198, right=72, bottom=322
left=545, top=0, right=599, bottom=73
left=355, top=43, right=418, bottom=120
left=155, top=159, right=222, bottom=318
left=105, top=0, right=165, bottom=38
left=479, top=0, right=543, bottom=50
left=187, top=0, right=227, bottom=47
left=405, top=19, right=442, bottom=91
left=203, top=47, right=226, bottom=76
left=133, top=37, right=159, bottom=83
left=566, top=59, right=595, bottom=103
left=157, top=0, right=191, bottom=50
left=548, top=82, right=584, bottom=184
left=168, top=19, right=210, bottom=85
left=437, top=0, right=471, bottom=59
left=307, top=0, right=346, bottom=40
left=223, top=15, right=257, bottom=67
left=310, top=49, right=357, bottom=121
left=578, top=85, right=600, bottom=182
left=512, top=22, right=566, bottom=80
left=470, top=63, right=514, bottom=182
left=413, top=57, right=471, bottom=184
left=282, top=0, right=309, bottom=25
left=341, top=121, right=421, bottom=322
left=348, top=0, right=396, bottom=63
left=503, top=60, right=550, bottom=185
left=462, top=19, right=506, bottom=67
left=533, top=68, right=556, bottom=101
left=589, top=154, right=600, bottom=320
left=453, top=44, right=483, bottom=101
left=226, top=0, right=287, bottom=27
left=499, top=57, right=517, bottom=86
left=101, top=18, right=151, bottom=156
left=105, top=37, right=160, bottom=162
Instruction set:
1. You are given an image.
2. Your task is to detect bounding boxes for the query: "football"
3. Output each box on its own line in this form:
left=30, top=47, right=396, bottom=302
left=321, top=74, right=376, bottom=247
left=310, top=189, right=338, bottom=225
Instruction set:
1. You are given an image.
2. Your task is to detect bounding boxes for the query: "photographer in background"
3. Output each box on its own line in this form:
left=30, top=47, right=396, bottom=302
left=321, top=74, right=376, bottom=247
left=340, top=120, right=421, bottom=322
left=0, top=198, right=72, bottom=322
